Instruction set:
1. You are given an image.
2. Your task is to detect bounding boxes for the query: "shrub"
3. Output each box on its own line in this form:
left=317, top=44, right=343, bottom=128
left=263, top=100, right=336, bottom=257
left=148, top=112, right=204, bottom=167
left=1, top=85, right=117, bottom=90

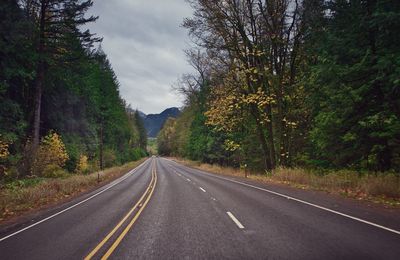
left=0, top=138, right=9, bottom=159
left=129, top=147, right=147, bottom=161
left=42, top=164, right=69, bottom=178
left=103, top=149, right=117, bottom=168
left=75, top=154, right=89, bottom=174
left=65, top=142, right=80, bottom=172
left=0, top=136, right=10, bottom=178
left=32, top=131, right=69, bottom=176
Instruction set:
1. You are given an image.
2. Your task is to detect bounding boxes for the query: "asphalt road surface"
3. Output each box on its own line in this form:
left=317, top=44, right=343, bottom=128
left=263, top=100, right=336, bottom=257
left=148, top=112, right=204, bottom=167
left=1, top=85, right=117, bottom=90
left=1, top=157, right=399, bottom=259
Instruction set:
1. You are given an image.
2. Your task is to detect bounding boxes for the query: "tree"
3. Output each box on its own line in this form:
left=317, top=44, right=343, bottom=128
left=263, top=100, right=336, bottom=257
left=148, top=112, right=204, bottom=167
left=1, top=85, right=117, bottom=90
left=0, top=1, right=147, bottom=179
left=305, top=0, right=400, bottom=171
left=183, top=0, right=305, bottom=170
left=157, top=118, right=177, bottom=156
left=24, top=0, right=100, bottom=148
left=134, top=110, right=147, bottom=150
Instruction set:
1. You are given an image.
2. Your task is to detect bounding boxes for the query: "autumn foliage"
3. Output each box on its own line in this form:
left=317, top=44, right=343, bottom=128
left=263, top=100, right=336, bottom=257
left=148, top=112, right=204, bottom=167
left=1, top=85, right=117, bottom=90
left=32, top=131, right=69, bottom=176
left=0, top=136, right=9, bottom=177
left=159, top=0, right=400, bottom=174
left=75, top=154, right=89, bottom=174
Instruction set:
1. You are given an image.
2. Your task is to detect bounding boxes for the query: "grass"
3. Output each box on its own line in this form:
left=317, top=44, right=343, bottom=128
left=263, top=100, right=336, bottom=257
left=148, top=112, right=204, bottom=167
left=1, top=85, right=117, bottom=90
left=0, top=158, right=147, bottom=223
left=173, top=158, right=400, bottom=208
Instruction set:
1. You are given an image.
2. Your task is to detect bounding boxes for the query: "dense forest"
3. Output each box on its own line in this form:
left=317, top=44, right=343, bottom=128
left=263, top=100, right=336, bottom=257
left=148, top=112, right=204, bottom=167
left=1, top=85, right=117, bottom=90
left=0, top=0, right=147, bottom=181
left=158, top=0, right=400, bottom=173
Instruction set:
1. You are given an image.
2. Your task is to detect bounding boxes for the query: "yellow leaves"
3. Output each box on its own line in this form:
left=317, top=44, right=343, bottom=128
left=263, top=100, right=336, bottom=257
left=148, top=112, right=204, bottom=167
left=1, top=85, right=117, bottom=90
left=0, top=138, right=9, bottom=159
left=0, top=136, right=10, bottom=177
left=205, top=70, right=275, bottom=131
left=240, top=88, right=275, bottom=109
left=76, top=154, right=89, bottom=174
left=33, top=131, right=69, bottom=176
left=204, top=78, right=244, bottom=132
left=247, top=49, right=265, bottom=57
left=56, top=47, right=68, bottom=54
left=40, top=132, right=69, bottom=167
left=282, top=118, right=298, bottom=128
left=224, top=139, right=241, bottom=152
left=241, top=67, right=262, bottom=77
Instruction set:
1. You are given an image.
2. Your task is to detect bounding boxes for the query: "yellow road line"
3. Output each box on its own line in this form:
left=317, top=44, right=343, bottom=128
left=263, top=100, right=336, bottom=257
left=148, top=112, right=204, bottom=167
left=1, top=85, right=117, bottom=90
left=84, top=159, right=157, bottom=260
left=101, top=161, right=158, bottom=259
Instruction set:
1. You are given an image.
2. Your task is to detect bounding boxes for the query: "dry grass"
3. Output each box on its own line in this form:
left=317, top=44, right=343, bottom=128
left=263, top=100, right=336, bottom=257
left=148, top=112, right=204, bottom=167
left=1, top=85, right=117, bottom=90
left=173, top=158, right=400, bottom=207
left=0, top=158, right=146, bottom=222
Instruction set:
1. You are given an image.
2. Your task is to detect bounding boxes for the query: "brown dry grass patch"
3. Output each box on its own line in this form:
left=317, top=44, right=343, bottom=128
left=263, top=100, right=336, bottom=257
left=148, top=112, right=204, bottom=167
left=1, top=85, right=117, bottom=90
left=173, top=158, right=400, bottom=207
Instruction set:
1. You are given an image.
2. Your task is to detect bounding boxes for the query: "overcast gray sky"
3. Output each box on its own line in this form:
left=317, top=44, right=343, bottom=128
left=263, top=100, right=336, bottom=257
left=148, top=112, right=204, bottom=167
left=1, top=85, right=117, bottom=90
left=86, top=0, right=194, bottom=114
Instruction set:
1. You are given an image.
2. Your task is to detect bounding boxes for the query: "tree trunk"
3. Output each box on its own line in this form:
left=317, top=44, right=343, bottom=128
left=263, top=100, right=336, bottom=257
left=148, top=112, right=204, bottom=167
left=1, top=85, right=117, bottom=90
left=265, top=104, right=276, bottom=170
left=255, top=120, right=272, bottom=171
left=99, top=120, right=104, bottom=170
left=252, top=105, right=273, bottom=171
left=32, top=64, right=44, bottom=148
left=32, top=1, right=47, bottom=148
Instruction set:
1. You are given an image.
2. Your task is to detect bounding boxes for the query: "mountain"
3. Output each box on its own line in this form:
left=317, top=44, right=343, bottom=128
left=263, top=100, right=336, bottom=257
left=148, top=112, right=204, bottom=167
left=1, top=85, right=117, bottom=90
left=136, top=110, right=146, bottom=119
left=126, top=107, right=146, bottom=118
left=144, top=107, right=180, bottom=137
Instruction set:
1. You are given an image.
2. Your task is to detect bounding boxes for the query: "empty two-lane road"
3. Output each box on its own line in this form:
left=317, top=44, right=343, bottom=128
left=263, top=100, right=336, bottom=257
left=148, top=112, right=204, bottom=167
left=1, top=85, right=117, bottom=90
left=1, top=157, right=399, bottom=259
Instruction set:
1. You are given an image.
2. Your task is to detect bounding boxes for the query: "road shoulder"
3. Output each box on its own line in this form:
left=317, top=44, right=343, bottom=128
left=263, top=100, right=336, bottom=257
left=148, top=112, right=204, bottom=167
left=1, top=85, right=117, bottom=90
left=169, top=158, right=400, bottom=232
left=0, top=158, right=149, bottom=236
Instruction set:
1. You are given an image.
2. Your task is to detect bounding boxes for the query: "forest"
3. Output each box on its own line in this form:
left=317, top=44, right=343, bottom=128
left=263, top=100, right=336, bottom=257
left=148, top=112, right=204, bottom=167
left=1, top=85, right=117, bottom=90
left=0, top=0, right=147, bottom=182
left=157, top=0, right=400, bottom=174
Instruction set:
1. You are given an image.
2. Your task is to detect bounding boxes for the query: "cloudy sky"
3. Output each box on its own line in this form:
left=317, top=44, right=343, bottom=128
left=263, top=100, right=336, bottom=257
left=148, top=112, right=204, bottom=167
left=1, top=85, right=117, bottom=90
left=86, top=0, right=195, bottom=114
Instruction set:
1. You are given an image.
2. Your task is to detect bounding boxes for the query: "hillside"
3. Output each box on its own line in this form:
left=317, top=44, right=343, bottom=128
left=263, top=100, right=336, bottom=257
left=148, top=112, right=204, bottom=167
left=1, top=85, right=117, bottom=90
left=144, top=107, right=180, bottom=137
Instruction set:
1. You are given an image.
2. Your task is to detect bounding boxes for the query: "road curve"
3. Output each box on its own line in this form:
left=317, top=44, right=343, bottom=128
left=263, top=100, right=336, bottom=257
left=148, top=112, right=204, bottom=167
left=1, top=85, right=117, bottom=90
left=0, top=157, right=399, bottom=259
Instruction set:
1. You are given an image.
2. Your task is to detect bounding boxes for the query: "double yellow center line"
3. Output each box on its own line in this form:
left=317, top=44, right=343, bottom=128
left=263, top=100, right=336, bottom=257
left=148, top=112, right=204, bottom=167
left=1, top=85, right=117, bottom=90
left=85, top=159, right=158, bottom=260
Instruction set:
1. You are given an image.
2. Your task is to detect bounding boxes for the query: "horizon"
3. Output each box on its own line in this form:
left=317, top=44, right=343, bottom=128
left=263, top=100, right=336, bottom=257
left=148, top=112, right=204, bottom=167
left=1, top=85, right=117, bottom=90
left=130, top=106, right=181, bottom=116
left=86, top=0, right=195, bottom=114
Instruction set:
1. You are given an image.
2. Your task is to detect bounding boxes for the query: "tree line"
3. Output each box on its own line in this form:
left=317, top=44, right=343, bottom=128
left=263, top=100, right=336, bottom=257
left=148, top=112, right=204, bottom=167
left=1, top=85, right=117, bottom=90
left=158, top=0, right=400, bottom=173
left=0, top=0, right=147, bottom=180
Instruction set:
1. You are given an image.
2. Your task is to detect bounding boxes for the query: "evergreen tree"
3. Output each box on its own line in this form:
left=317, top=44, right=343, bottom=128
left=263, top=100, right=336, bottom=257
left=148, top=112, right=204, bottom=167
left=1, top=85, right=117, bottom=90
left=306, top=0, right=400, bottom=171
left=25, top=0, right=100, bottom=148
left=134, top=110, right=147, bottom=150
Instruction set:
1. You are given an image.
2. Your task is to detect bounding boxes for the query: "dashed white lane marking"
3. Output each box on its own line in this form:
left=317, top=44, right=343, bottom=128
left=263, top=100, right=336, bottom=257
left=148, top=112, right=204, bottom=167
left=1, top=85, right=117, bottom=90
left=211, top=197, right=217, bottom=201
left=199, top=187, right=206, bottom=193
left=186, top=178, right=191, bottom=182
left=162, top=158, right=400, bottom=236
left=227, top=212, right=244, bottom=229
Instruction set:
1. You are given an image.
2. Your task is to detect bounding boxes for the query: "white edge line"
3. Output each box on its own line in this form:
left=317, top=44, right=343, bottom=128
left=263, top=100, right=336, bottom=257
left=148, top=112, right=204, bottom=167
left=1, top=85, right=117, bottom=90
left=162, top=158, right=400, bottom=236
left=227, top=211, right=244, bottom=229
left=0, top=158, right=151, bottom=242
left=199, top=187, right=206, bottom=193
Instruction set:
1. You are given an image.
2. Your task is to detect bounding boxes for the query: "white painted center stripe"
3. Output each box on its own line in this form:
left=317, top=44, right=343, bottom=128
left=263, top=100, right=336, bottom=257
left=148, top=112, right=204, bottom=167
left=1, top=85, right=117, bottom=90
left=199, top=187, right=206, bottom=192
left=227, top=212, right=244, bottom=229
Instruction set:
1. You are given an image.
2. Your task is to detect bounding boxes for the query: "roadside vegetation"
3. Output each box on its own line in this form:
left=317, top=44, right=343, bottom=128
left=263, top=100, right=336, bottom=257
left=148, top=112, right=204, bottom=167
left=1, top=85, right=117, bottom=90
left=0, top=158, right=146, bottom=223
left=158, top=0, right=400, bottom=203
left=147, top=138, right=158, bottom=156
left=175, top=158, right=400, bottom=207
left=0, top=1, right=147, bottom=185
left=0, top=1, right=149, bottom=222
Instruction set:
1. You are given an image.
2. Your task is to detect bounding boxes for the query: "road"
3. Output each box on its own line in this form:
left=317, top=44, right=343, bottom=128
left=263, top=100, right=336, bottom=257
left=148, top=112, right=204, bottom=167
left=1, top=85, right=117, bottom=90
left=0, top=157, right=399, bottom=259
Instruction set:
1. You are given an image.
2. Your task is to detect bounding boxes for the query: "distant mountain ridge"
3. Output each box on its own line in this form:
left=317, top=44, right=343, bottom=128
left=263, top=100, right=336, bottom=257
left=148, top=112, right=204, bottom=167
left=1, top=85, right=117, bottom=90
left=143, top=107, right=180, bottom=137
left=136, top=110, right=146, bottom=119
